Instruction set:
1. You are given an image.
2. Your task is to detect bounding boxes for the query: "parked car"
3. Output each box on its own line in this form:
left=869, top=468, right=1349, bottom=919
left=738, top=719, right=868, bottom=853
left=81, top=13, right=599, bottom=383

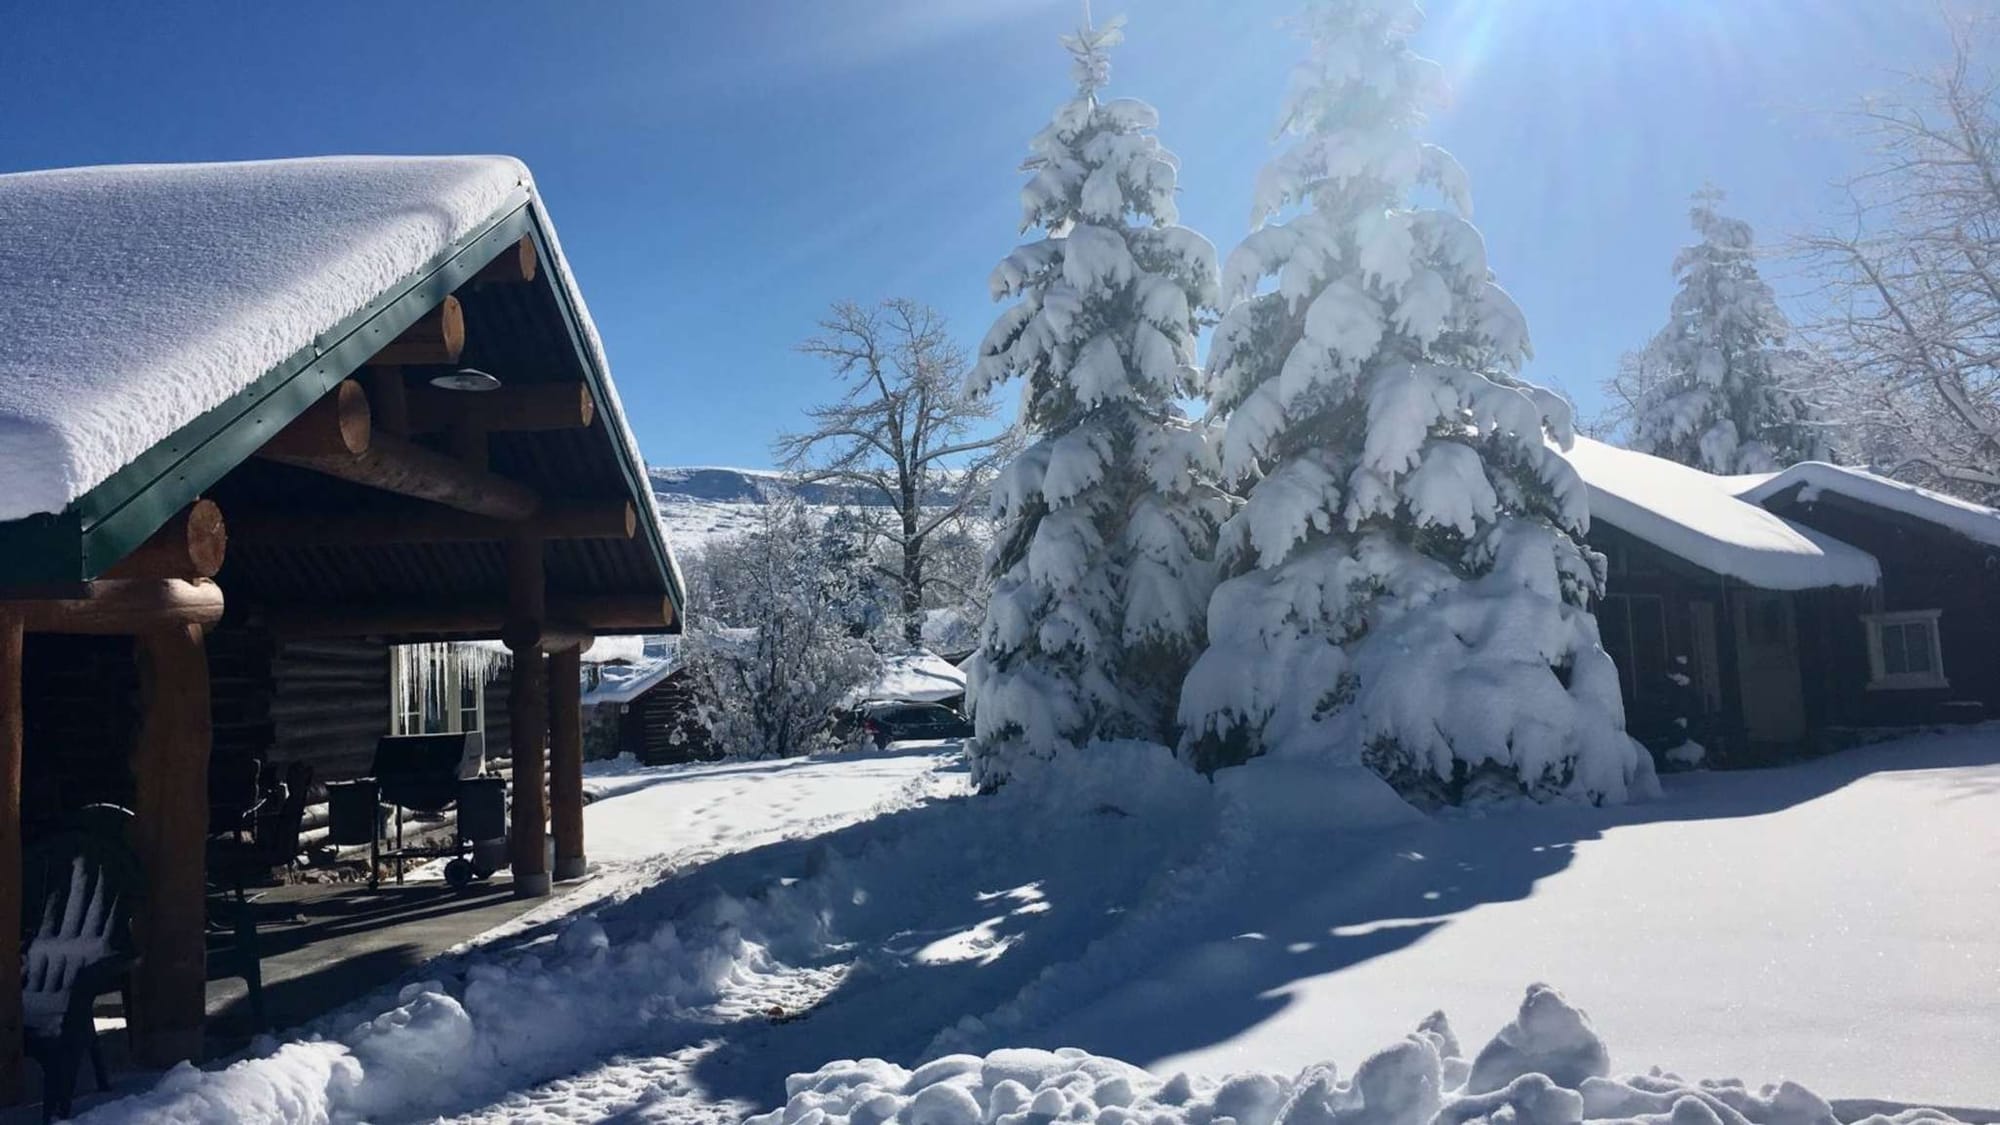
left=841, top=701, right=974, bottom=748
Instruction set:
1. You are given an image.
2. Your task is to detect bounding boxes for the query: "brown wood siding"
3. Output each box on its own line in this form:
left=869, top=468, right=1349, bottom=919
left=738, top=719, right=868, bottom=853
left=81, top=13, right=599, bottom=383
left=19, top=635, right=138, bottom=837
left=613, top=671, right=711, bottom=765
left=1763, top=488, right=2000, bottom=725
left=268, top=638, right=391, bottom=783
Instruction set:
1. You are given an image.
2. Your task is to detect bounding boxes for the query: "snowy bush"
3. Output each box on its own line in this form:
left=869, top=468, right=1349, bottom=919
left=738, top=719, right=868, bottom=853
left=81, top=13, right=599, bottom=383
left=679, top=496, right=880, bottom=759
left=966, top=17, right=1227, bottom=789
left=751, top=982, right=1967, bottom=1125
left=1612, top=189, right=1822, bottom=474
left=1178, top=0, right=1657, bottom=806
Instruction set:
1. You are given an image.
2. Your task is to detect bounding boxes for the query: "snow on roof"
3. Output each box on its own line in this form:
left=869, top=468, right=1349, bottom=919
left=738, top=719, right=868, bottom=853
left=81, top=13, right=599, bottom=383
left=1562, top=436, right=1880, bottom=590
left=0, top=156, right=532, bottom=521
left=1733, top=461, right=2000, bottom=551
left=860, top=650, right=967, bottom=705
left=581, top=651, right=681, bottom=707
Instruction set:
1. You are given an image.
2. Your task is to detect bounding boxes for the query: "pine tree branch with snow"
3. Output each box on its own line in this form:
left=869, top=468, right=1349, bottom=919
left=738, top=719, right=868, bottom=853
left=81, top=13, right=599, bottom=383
left=965, top=14, right=1227, bottom=791
left=1180, top=0, right=1657, bottom=806
left=1614, top=188, right=1825, bottom=474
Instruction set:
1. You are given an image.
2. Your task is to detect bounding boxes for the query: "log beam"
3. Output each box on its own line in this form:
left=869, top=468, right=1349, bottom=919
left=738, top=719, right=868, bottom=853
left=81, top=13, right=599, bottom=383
left=258, top=380, right=541, bottom=521
left=369, top=296, right=463, bottom=366
left=360, top=366, right=411, bottom=437
left=471, top=236, right=538, bottom=286
left=260, top=380, right=371, bottom=460
left=506, top=537, right=550, bottom=898
left=405, top=383, right=595, bottom=436
left=310, top=431, right=538, bottom=521
left=229, top=501, right=635, bottom=548
left=502, top=620, right=595, bottom=655
left=264, top=593, right=673, bottom=640
left=104, top=500, right=228, bottom=581
left=0, top=580, right=225, bottom=635
left=0, top=614, right=22, bottom=1104
left=129, top=624, right=213, bottom=1067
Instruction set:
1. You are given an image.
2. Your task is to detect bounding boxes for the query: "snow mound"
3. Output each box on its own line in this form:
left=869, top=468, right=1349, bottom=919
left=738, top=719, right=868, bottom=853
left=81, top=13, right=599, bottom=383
left=748, top=983, right=1968, bottom=1125
left=73, top=902, right=795, bottom=1124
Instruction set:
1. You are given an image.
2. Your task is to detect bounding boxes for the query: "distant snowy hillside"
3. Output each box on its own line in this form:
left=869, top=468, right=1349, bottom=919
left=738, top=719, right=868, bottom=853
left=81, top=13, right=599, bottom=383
left=648, top=465, right=965, bottom=553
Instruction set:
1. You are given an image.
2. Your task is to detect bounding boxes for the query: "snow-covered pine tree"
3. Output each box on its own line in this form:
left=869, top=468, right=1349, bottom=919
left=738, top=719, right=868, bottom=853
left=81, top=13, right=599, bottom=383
left=965, top=16, right=1224, bottom=791
left=1619, top=189, right=1822, bottom=474
left=1180, top=0, right=1657, bottom=805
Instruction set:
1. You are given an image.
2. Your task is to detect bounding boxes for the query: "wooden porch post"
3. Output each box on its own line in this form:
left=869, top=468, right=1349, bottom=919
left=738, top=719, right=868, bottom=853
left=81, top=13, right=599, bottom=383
left=506, top=537, right=550, bottom=897
left=0, top=613, right=23, bottom=1104
left=129, top=623, right=213, bottom=1067
left=549, top=646, right=585, bottom=881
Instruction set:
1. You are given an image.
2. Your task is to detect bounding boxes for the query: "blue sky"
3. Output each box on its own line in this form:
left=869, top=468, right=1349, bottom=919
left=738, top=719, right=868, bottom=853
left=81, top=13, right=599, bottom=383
left=0, top=2, right=1948, bottom=468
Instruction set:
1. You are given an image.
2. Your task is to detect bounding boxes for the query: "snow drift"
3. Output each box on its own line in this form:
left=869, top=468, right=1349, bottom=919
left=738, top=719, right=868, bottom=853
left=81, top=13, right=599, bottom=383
left=749, top=983, right=1970, bottom=1125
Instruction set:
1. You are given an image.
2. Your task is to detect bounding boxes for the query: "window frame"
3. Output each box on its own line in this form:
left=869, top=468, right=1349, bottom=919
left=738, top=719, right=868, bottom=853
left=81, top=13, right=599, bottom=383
left=391, top=645, right=488, bottom=736
left=1862, top=609, right=1949, bottom=691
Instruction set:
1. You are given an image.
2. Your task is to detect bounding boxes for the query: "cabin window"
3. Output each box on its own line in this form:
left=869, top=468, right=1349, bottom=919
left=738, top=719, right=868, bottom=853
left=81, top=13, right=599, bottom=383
left=1863, top=610, right=1948, bottom=691
left=391, top=644, right=489, bottom=735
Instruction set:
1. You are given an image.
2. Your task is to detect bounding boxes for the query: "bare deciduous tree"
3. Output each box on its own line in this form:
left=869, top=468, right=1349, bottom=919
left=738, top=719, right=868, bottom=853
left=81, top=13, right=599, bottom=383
left=778, top=298, right=1016, bottom=647
left=1800, top=17, right=2000, bottom=500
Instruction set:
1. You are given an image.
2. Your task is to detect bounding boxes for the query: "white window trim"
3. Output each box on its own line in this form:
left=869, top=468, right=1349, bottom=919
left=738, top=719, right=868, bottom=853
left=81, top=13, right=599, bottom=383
left=1863, top=609, right=1949, bottom=691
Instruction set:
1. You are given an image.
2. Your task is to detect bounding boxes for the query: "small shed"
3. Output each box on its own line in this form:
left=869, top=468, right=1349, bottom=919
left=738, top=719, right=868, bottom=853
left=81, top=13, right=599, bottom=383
left=579, top=638, right=714, bottom=765
left=0, top=157, right=684, bottom=1089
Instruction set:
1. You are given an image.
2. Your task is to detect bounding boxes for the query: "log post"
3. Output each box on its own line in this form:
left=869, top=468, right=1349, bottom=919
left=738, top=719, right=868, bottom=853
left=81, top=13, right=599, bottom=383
left=506, top=537, right=550, bottom=897
left=0, top=613, right=22, bottom=1104
left=549, top=646, right=585, bottom=882
left=129, top=623, right=213, bottom=1067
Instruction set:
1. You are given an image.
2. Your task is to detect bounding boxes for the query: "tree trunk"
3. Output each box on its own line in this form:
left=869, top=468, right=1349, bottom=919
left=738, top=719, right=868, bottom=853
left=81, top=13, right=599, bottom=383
left=901, top=486, right=923, bottom=648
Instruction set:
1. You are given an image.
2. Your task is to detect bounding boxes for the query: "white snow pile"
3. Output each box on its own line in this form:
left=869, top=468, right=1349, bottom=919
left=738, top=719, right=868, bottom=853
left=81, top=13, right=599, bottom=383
left=73, top=892, right=820, bottom=1124
left=0, top=157, right=527, bottom=520
left=1561, top=438, right=1879, bottom=591
left=750, top=984, right=1967, bottom=1125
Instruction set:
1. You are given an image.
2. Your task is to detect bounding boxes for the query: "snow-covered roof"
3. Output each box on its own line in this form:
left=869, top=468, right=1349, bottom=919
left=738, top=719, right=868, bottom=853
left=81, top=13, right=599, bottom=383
left=0, top=156, right=531, bottom=521
left=1733, top=462, right=2000, bottom=551
left=1562, top=437, right=1880, bottom=590
left=581, top=651, right=681, bottom=707
left=859, top=651, right=968, bottom=704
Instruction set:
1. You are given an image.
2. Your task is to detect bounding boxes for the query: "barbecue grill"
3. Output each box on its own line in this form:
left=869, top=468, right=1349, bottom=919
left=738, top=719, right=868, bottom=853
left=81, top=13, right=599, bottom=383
left=327, top=733, right=508, bottom=890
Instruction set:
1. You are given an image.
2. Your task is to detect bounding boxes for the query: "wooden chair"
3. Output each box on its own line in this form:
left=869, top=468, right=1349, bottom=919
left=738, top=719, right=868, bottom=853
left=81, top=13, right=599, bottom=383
left=20, top=816, right=142, bottom=1122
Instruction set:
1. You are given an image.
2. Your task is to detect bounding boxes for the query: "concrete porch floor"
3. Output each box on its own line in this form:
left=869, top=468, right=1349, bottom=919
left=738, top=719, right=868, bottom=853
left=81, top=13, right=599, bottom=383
left=6, top=871, right=562, bottom=1121
left=200, top=873, right=554, bottom=1051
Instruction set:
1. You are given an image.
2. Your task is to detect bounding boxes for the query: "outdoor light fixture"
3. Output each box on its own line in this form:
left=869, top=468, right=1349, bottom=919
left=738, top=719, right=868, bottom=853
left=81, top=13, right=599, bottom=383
left=430, top=367, right=503, bottom=392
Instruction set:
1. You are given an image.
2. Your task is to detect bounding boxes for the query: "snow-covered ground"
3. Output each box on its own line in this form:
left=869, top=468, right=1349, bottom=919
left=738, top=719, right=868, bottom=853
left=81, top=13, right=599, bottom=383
left=78, top=730, right=2000, bottom=1123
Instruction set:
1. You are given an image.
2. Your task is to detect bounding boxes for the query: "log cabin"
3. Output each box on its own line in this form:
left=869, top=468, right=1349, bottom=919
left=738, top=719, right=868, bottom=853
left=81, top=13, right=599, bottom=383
left=0, top=156, right=684, bottom=1092
left=1565, top=437, right=2000, bottom=765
